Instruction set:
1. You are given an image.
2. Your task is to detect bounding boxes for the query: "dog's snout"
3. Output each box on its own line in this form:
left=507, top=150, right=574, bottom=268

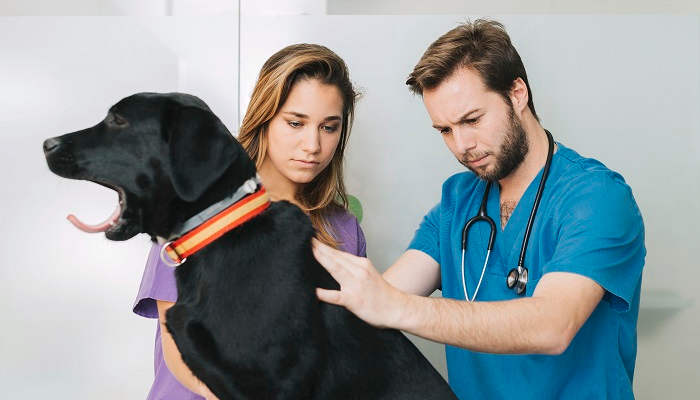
left=43, top=138, right=61, bottom=154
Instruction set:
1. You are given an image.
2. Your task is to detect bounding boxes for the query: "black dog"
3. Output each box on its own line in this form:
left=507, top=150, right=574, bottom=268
left=44, top=92, right=457, bottom=399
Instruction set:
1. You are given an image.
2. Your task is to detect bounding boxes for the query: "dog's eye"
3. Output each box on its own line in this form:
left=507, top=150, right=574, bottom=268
left=110, top=114, right=128, bottom=127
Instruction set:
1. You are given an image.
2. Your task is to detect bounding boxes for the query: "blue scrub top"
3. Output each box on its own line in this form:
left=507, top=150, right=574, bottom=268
left=409, top=142, right=645, bottom=400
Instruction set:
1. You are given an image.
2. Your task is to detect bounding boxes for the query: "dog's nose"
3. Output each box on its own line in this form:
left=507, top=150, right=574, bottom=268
left=43, top=138, right=61, bottom=154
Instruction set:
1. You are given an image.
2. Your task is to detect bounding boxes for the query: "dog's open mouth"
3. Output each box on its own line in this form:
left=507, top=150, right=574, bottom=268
left=66, top=181, right=127, bottom=234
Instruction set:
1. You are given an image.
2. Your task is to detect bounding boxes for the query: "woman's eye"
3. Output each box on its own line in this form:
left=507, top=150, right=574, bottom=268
left=288, top=121, right=302, bottom=128
left=321, top=125, right=338, bottom=133
left=440, top=128, right=451, bottom=135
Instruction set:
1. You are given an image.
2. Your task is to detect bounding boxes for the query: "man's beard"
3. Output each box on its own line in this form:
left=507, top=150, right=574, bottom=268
left=461, top=108, right=529, bottom=182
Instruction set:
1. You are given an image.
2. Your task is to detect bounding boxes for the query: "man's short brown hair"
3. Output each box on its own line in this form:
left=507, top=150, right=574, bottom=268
left=406, top=19, right=539, bottom=121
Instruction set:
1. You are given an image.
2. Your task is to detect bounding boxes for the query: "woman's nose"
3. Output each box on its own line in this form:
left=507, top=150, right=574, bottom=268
left=300, top=128, right=321, bottom=154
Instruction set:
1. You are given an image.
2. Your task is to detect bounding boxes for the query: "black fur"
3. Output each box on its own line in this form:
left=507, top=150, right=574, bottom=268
left=44, top=92, right=457, bottom=399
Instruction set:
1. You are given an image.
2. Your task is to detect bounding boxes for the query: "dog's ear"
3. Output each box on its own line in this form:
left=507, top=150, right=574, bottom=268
left=166, top=106, right=238, bottom=202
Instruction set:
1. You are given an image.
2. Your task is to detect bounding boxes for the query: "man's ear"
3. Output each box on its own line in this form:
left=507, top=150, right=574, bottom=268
left=166, top=106, right=238, bottom=202
left=509, top=77, right=529, bottom=115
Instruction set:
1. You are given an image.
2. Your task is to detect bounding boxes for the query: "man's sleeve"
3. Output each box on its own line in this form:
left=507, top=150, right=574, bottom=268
left=407, top=202, right=442, bottom=264
left=542, top=177, right=645, bottom=312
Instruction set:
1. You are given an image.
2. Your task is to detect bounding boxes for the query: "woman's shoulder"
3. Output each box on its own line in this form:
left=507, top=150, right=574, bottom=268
left=133, top=242, right=179, bottom=318
left=327, top=205, right=358, bottom=226
left=326, top=206, right=366, bottom=257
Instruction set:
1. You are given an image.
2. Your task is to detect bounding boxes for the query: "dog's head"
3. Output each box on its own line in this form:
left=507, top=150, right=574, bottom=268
left=44, top=92, right=256, bottom=241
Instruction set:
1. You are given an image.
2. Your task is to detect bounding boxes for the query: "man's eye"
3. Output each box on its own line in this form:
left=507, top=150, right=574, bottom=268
left=440, top=128, right=451, bottom=135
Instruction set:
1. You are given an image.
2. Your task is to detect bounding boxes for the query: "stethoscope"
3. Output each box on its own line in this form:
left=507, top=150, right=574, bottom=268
left=460, top=130, right=554, bottom=301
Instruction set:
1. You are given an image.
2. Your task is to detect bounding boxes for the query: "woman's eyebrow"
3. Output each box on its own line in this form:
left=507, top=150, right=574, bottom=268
left=283, top=111, right=341, bottom=122
left=282, top=111, right=309, bottom=119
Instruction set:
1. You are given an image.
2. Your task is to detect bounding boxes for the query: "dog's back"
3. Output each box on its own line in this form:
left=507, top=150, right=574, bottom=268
left=317, top=304, right=456, bottom=399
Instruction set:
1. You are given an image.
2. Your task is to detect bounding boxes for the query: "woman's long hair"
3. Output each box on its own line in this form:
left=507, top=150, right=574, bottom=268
left=238, top=43, right=358, bottom=247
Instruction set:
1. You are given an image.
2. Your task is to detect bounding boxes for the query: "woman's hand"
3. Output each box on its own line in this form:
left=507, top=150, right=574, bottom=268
left=196, top=381, right=219, bottom=400
left=312, top=238, right=407, bottom=328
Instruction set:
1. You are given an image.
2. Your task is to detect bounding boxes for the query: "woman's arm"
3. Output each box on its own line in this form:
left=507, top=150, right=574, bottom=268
left=156, top=300, right=219, bottom=400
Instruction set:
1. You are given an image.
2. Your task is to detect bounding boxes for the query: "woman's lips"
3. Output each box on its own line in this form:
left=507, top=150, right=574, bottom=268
left=293, top=159, right=320, bottom=168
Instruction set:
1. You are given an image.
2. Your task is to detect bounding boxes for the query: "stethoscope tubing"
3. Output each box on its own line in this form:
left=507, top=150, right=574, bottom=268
left=517, top=130, right=554, bottom=269
left=460, top=130, right=554, bottom=301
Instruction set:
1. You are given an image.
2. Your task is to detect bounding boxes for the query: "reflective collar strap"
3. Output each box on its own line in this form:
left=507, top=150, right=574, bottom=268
left=165, top=186, right=270, bottom=263
left=170, top=176, right=262, bottom=239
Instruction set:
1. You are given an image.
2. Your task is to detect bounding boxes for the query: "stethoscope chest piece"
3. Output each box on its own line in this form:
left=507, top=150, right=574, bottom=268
left=506, top=266, right=528, bottom=295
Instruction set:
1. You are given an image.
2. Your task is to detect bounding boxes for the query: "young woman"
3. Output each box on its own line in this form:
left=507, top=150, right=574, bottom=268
left=132, top=43, right=366, bottom=399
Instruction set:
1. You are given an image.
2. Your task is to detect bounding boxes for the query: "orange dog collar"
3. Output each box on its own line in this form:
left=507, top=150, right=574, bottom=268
left=162, top=185, right=270, bottom=266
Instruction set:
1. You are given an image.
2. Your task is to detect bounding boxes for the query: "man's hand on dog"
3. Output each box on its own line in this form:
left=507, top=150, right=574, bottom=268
left=313, top=238, right=407, bottom=328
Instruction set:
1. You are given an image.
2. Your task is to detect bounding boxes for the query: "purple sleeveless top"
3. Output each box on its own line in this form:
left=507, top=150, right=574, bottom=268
left=133, top=210, right=366, bottom=399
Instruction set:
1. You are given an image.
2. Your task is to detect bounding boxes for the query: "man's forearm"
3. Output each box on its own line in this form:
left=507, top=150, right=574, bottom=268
left=312, top=237, right=604, bottom=356
left=393, top=294, right=571, bottom=355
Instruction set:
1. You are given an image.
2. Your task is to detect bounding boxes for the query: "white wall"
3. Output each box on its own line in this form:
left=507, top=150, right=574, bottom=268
left=241, top=15, right=700, bottom=399
left=0, top=14, right=238, bottom=399
left=0, top=0, right=238, bottom=16
left=327, top=0, right=700, bottom=14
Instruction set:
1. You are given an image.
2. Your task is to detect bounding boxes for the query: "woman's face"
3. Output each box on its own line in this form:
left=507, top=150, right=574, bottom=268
left=265, top=78, right=343, bottom=186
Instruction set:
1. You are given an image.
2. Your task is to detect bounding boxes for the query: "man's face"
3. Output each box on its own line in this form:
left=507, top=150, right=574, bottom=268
left=422, top=67, right=528, bottom=182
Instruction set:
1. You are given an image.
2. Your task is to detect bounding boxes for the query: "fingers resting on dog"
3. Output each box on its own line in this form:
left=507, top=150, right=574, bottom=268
left=312, top=238, right=406, bottom=329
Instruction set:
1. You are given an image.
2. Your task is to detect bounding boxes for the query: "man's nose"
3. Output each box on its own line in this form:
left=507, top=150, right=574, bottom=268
left=452, top=128, right=477, bottom=154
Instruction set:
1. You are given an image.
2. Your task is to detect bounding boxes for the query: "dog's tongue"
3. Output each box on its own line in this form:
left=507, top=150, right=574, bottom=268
left=66, top=205, right=121, bottom=233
